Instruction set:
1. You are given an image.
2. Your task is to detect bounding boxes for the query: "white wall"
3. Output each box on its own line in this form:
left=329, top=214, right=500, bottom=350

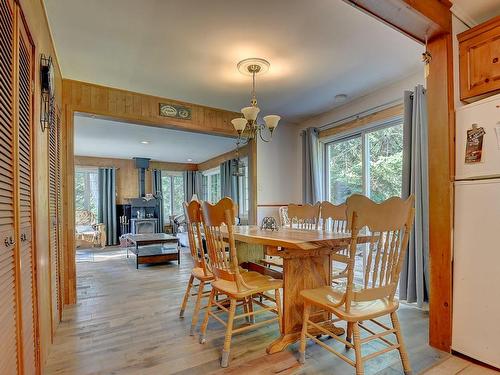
left=256, top=122, right=302, bottom=222
left=300, top=71, right=424, bottom=130
left=295, top=72, right=423, bottom=201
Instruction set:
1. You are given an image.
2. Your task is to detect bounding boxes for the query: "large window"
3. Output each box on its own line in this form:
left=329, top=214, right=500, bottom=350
left=202, top=167, right=221, bottom=203
left=326, top=120, right=404, bottom=204
left=161, top=172, right=184, bottom=218
left=75, top=167, right=99, bottom=223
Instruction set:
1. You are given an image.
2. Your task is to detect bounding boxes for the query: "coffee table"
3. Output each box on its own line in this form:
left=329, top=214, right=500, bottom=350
left=125, top=233, right=180, bottom=269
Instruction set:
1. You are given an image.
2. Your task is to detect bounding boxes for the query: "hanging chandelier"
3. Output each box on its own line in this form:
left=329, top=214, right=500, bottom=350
left=231, top=58, right=280, bottom=143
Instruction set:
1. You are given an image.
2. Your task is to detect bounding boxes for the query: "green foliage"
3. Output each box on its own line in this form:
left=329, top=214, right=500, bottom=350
left=328, top=124, right=403, bottom=204
left=162, top=174, right=185, bottom=218
left=74, top=170, right=98, bottom=219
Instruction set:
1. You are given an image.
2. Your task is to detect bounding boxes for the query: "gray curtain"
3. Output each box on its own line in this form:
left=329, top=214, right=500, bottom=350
left=220, top=159, right=239, bottom=203
left=302, top=127, right=322, bottom=204
left=98, top=168, right=117, bottom=246
left=152, top=169, right=164, bottom=230
left=184, top=170, right=201, bottom=201
left=400, top=85, right=429, bottom=308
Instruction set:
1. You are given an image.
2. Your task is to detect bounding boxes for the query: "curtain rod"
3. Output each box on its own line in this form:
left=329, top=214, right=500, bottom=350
left=317, top=98, right=403, bottom=131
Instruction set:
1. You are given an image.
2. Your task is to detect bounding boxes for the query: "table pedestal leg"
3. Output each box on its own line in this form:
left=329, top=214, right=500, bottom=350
left=266, top=249, right=332, bottom=354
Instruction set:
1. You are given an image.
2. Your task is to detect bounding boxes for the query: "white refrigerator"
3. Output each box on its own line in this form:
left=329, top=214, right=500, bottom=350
left=453, top=93, right=500, bottom=368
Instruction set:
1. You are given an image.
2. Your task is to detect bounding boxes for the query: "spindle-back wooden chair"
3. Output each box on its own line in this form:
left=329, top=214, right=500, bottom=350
left=299, top=194, right=415, bottom=375
left=287, top=202, right=321, bottom=229
left=261, top=203, right=321, bottom=269
left=179, top=200, right=214, bottom=336
left=199, top=197, right=283, bottom=368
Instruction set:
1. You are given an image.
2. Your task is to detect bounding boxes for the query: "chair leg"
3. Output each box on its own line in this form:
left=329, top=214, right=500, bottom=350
left=248, top=296, right=255, bottom=324
left=199, top=288, right=215, bottom=344
left=352, top=322, right=364, bottom=375
left=190, top=281, right=205, bottom=336
left=221, top=298, right=237, bottom=368
left=179, top=274, right=194, bottom=318
left=298, top=303, right=311, bottom=364
left=345, top=322, right=353, bottom=349
left=391, top=312, right=412, bottom=375
left=275, top=289, right=282, bottom=334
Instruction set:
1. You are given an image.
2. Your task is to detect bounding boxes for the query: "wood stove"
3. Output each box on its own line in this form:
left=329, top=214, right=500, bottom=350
left=130, top=218, right=158, bottom=234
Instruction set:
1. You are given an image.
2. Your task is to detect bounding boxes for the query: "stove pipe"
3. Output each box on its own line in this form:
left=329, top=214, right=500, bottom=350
left=133, top=157, right=150, bottom=197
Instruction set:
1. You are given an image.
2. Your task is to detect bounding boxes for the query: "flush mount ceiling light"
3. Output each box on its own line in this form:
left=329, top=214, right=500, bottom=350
left=334, top=94, right=348, bottom=103
left=140, top=140, right=150, bottom=144
left=231, top=58, right=280, bottom=143
left=187, top=158, right=193, bottom=162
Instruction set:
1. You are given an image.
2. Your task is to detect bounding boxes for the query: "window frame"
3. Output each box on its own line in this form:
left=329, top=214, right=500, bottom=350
left=161, top=170, right=185, bottom=218
left=201, top=167, right=221, bottom=203
left=74, top=166, right=99, bottom=223
left=322, top=116, right=405, bottom=203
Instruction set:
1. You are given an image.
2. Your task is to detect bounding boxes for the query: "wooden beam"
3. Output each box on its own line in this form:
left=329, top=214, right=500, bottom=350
left=343, top=0, right=454, bottom=352
left=426, top=32, right=454, bottom=352
left=318, top=104, right=404, bottom=139
left=344, top=0, right=452, bottom=42
left=62, top=79, right=240, bottom=137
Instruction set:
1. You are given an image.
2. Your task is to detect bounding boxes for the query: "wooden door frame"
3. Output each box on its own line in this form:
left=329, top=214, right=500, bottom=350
left=61, top=0, right=455, bottom=352
left=344, top=0, right=455, bottom=352
left=61, top=80, right=258, bottom=305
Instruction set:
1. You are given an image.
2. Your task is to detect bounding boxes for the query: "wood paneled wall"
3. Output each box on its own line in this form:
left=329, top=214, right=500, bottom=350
left=74, top=156, right=197, bottom=204
left=197, top=145, right=249, bottom=171
left=63, top=79, right=240, bottom=137
left=63, top=81, right=257, bottom=306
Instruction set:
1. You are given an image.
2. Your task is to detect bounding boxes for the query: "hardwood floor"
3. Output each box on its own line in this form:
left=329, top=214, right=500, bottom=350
left=424, top=356, right=499, bottom=374
left=45, top=247, right=449, bottom=374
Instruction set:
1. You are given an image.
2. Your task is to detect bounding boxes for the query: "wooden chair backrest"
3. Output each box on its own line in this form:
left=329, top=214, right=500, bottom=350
left=287, top=203, right=321, bottom=229
left=320, top=201, right=348, bottom=233
left=342, top=194, right=415, bottom=310
left=184, top=200, right=209, bottom=276
left=278, top=206, right=290, bottom=227
left=201, top=197, right=249, bottom=292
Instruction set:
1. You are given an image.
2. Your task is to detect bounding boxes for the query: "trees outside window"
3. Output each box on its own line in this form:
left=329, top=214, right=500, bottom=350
left=75, top=167, right=99, bottom=223
left=161, top=172, right=184, bottom=219
left=202, top=167, right=221, bottom=203
left=326, top=120, right=404, bottom=204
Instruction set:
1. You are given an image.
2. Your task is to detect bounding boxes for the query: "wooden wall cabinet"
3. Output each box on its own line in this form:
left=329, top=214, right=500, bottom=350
left=458, top=16, right=500, bottom=102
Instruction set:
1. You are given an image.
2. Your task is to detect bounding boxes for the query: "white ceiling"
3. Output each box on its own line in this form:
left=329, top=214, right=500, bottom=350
left=44, top=0, right=423, bottom=122
left=74, top=115, right=236, bottom=163
left=451, top=0, right=500, bottom=26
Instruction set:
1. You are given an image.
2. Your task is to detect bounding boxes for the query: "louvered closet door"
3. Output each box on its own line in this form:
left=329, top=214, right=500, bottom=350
left=48, top=104, right=61, bottom=332
left=0, top=0, right=19, bottom=373
left=17, top=14, right=37, bottom=375
left=56, top=111, right=63, bottom=317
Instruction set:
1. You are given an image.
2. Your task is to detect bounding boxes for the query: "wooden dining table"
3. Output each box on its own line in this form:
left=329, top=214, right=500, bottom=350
left=221, top=225, right=362, bottom=354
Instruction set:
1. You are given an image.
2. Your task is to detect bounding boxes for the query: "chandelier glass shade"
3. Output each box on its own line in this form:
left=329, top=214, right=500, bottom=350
left=231, top=58, right=280, bottom=143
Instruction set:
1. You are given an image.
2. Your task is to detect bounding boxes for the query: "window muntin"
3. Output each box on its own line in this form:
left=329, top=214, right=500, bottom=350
left=325, top=119, right=404, bottom=204
left=75, top=167, right=99, bottom=223
left=161, top=172, right=185, bottom=218
left=202, top=167, right=221, bottom=203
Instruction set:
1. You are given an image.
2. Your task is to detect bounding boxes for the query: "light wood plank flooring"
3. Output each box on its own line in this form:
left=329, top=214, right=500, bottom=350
left=424, top=356, right=498, bottom=374
left=45, top=247, right=451, bottom=374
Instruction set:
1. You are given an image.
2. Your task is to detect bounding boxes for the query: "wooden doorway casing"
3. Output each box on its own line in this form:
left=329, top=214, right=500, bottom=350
left=61, top=79, right=258, bottom=305
left=344, top=0, right=455, bottom=352
left=61, top=0, right=455, bottom=352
